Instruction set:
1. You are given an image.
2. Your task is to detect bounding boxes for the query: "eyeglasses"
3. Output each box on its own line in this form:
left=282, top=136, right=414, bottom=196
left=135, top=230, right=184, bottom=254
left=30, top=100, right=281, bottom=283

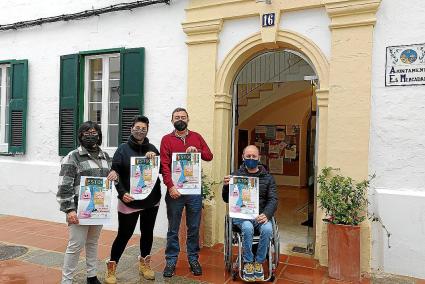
left=133, top=127, right=147, bottom=132
left=82, top=131, right=98, bottom=136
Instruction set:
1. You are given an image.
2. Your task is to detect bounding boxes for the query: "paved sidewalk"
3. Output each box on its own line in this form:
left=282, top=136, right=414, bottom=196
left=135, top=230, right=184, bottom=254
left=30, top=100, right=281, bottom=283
left=0, top=215, right=423, bottom=284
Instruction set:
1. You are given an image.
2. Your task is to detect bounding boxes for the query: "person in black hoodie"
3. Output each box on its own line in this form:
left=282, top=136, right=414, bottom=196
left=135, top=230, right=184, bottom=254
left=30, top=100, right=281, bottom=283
left=222, top=145, right=278, bottom=282
left=105, top=115, right=161, bottom=283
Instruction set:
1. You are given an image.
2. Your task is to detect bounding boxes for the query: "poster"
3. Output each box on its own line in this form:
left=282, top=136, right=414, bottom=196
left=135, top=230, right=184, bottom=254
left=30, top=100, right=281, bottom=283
left=265, top=126, right=276, bottom=139
left=130, top=156, right=160, bottom=200
left=269, top=158, right=284, bottom=174
left=275, top=126, right=286, bottom=140
left=229, top=176, right=259, bottom=219
left=172, top=153, right=202, bottom=195
left=286, top=125, right=296, bottom=135
left=255, top=125, right=267, bottom=134
left=268, top=141, right=280, bottom=155
left=285, top=145, right=297, bottom=159
left=77, top=176, right=112, bottom=225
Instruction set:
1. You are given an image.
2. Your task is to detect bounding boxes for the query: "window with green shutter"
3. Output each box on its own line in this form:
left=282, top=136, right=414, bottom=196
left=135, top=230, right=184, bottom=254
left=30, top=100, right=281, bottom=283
left=0, top=59, right=28, bottom=155
left=58, top=48, right=145, bottom=156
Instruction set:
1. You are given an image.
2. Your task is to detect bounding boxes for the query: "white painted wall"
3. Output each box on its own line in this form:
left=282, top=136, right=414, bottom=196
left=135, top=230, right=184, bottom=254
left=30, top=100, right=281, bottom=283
left=280, top=8, right=331, bottom=61
left=369, top=0, right=425, bottom=279
left=0, top=0, right=189, bottom=238
left=218, top=17, right=260, bottom=67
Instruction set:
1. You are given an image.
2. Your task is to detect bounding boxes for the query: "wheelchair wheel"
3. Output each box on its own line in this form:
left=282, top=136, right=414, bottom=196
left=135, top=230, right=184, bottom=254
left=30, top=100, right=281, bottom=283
left=232, top=262, right=239, bottom=280
left=224, top=215, right=233, bottom=272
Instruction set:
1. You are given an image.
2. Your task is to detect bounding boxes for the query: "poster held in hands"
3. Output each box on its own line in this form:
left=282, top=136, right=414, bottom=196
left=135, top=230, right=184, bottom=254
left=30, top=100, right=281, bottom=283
left=172, top=153, right=201, bottom=195
left=130, top=156, right=160, bottom=200
left=229, top=176, right=259, bottom=219
left=77, top=176, right=113, bottom=225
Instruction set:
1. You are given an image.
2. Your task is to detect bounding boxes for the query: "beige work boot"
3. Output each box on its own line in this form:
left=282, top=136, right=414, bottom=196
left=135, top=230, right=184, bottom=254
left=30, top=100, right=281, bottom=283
left=139, top=255, right=155, bottom=280
left=104, top=260, right=117, bottom=284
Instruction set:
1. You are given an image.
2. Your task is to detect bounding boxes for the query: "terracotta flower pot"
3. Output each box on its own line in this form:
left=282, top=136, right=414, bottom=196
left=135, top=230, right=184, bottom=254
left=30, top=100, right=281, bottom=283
left=327, top=223, right=360, bottom=283
left=179, top=208, right=204, bottom=252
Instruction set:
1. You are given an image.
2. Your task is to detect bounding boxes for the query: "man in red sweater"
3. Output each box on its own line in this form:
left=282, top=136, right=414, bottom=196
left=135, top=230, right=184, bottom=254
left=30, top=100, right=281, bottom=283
left=160, top=107, right=213, bottom=277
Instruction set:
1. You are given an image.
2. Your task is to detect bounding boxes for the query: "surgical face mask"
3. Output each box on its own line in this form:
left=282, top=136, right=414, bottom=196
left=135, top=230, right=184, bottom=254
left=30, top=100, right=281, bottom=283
left=81, top=134, right=99, bottom=149
left=244, top=158, right=259, bottom=169
left=131, top=128, right=147, bottom=141
left=174, top=120, right=187, bottom=131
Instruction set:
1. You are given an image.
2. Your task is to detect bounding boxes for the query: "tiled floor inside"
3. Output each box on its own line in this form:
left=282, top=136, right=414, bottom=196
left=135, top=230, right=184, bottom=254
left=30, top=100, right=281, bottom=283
left=276, top=186, right=311, bottom=255
left=0, top=215, right=424, bottom=284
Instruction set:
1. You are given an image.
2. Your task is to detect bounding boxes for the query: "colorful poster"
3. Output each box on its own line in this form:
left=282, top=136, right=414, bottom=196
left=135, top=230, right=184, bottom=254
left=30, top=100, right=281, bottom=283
left=172, top=153, right=202, bottom=195
left=77, top=176, right=112, bottom=225
left=229, top=176, right=259, bottom=219
left=130, top=156, right=160, bottom=200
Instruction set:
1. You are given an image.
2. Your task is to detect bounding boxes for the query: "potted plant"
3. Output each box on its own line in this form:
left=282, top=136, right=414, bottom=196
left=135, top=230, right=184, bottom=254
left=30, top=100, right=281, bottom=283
left=317, top=167, right=374, bottom=283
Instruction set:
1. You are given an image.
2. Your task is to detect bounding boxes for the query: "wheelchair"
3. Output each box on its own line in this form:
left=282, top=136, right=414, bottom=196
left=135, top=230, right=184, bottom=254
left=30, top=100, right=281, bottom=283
left=224, top=215, right=280, bottom=282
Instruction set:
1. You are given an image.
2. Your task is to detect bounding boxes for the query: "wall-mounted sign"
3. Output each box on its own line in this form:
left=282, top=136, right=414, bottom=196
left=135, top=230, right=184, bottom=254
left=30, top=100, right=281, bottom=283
left=386, top=43, right=425, bottom=86
left=262, top=13, right=275, bottom=27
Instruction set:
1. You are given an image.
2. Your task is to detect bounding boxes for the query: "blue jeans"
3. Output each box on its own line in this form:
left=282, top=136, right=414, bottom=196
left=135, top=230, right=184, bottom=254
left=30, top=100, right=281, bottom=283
left=165, top=193, right=202, bottom=264
left=232, top=218, right=273, bottom=264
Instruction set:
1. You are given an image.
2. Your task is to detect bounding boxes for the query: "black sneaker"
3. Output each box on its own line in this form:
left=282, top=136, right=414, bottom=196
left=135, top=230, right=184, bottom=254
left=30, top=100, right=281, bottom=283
left=189, top=260, right=202, bottom=276
left=163, top=262, right=176, bottom=278
left=86, top=276, right=101, bottom=284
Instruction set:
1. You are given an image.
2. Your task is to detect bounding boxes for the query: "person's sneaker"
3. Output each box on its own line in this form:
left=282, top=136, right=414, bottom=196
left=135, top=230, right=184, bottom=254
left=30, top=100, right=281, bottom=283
left=243, top=262, right=255, bottom=282
left=163, top=262, right=176, bottom=278
left=189, top=260, right=202, bottom=276
left=254, top=262, right=264, bottom=280
left=86, top=276, right=101, bottom=284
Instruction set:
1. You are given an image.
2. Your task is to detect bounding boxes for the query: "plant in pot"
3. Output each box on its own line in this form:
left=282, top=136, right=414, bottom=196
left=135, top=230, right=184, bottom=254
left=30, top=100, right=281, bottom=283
left=317, top=167, right=374, bottom=283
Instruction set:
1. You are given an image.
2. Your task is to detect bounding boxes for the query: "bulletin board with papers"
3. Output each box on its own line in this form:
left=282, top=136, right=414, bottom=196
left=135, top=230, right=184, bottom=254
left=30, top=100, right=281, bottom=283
left=251, top=125, right=300, bottom=176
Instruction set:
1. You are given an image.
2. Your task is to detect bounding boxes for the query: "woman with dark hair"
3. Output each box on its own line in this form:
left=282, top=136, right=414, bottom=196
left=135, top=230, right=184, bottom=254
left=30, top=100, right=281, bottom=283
left=57, top=121, right=113, bottom=284
left=104, top=115, right=161, bottom=283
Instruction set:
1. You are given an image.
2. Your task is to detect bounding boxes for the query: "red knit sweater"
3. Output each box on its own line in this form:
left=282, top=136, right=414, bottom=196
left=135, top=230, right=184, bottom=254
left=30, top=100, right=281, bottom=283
left=160, top=130, right=213, bottom=190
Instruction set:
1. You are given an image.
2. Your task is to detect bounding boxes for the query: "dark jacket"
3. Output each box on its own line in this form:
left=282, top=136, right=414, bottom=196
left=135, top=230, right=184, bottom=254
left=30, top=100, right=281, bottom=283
left=222, top=164, right=278, bottom=220
left=112, top=135, right=161, bottom=209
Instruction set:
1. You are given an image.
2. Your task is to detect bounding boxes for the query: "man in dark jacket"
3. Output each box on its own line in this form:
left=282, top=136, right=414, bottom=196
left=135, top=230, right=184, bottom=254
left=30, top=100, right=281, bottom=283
left=222, top=145, right=278, bottom=281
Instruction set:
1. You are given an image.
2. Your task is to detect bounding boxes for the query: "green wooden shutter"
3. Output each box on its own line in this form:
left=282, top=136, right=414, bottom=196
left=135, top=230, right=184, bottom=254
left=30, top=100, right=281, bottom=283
left=59, top=54, right=80, bottom=156
left=119, top=48, right=145, bottom=144
left=8, top=60, right=28, bottom=154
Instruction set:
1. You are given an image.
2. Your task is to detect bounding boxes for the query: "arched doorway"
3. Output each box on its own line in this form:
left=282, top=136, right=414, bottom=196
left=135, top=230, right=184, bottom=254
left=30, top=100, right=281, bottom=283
left=230, top=49, right=318, bottom=255
left=212, top=30, right=330, bottom=261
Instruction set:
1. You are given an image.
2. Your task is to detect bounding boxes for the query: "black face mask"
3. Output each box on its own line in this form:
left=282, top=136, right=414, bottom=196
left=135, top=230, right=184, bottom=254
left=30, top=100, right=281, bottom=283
left=81, top=135, right=99, bottom=149
left=174, top=120, right=187, bottom=131
left=131, top=129, right=147, bottom=141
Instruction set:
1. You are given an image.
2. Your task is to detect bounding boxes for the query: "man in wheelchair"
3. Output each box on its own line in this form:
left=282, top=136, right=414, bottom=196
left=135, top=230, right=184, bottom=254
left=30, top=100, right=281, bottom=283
left=222, top=145, right=278, bottom=281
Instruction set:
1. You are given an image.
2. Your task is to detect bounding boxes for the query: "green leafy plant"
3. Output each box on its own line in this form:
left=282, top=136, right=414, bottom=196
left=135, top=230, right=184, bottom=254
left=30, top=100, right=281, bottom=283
left=317, top=167, right=375, bottom=226
left=201, top=172, right=221, bottom=202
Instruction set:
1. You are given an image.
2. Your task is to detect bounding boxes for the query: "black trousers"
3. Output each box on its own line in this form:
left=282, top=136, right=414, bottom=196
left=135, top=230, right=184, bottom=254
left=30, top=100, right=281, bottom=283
left=110, top=206, right=159, bottom=262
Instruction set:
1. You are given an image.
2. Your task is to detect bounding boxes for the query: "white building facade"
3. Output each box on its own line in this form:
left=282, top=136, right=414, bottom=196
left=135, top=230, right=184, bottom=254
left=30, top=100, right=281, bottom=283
left=0, top=0, right=424, bottom=279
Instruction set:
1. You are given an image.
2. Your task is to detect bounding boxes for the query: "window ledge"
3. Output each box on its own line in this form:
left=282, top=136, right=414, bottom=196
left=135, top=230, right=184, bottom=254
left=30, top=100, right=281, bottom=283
left=0, top=143, right=10, bottom=155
